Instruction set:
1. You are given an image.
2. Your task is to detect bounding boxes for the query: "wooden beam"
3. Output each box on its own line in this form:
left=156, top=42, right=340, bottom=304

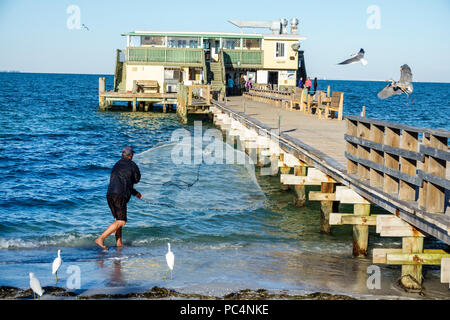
left=353, top=203, right=371, bottom=257
left=293, top=165, right=307, bottom=207
left=335, top=186, right=370, bottom=204
left=373, top=248, right=447, bottom=264
left=280, top=169, right=336, bottom=185
left=386, top=252, right=450, bottom=265
left=376, top=215, right=425, bottom=237
left=442, top=258, right=450, bottom=283
left=329, top=213, right=376, bottom=226
left=320, top=182, right=337, bottom=234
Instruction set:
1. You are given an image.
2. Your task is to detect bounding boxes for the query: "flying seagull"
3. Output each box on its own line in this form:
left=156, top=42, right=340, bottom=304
left=377, top=64, right=414, bottom=105
left=337, top=48, right=367, bottom=66
left=81, top=24, right=89, bottom=31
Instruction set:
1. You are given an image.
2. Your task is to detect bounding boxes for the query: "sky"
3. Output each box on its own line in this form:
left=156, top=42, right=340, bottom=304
left=0, top=0, right=449, bottom=82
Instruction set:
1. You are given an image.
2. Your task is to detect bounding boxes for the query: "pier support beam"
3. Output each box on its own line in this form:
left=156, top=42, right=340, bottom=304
left=400, top=236, right=424, bottom=290
left=352, top=203, right=371, bottom=257
left=320, top=182, right=337, bottom=234
left=132, top=99, right=137, bottom=112
left=98, top=77, right=106, bottom=109
left=279, top=167, right=291, bottom=191
left=293, top=166, right=307, bottom=206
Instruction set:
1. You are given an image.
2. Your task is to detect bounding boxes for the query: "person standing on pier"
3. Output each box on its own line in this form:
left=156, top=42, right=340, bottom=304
left=298, top=77, right=304, bottom=88
left=305, top=77, right=312, bottom=92
left=95, top=146, right=142, bottom=250
left=239, top=74, right=246, bottom=95
left=227, top=75, right=234, bottom=97
left=313, top=77, right=318, bottom=94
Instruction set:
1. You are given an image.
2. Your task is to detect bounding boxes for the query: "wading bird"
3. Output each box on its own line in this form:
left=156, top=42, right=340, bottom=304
left=337, top=48, right=367, bottom=66
left=163, top=243, right=174, bottom=280
left=377, top=64, right=414, bottom=105
left=52, top=249, right=62, bottom=282
left=29, top=273, right=44, bottom=299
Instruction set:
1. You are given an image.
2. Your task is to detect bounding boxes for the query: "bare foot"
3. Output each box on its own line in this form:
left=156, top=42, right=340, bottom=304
left=95, top=238, right=107, bottom=250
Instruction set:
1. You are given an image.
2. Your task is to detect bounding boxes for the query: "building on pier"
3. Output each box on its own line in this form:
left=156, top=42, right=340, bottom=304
left=114, top=19, right=307, bottom=96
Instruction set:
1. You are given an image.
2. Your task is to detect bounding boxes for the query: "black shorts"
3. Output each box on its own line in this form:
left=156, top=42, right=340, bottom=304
left=106, top=194, right=127, bottom=222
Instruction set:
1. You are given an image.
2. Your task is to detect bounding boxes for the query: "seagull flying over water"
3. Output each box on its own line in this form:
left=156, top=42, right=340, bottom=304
left=377, top=64, right=414, bottom=105
left=81, top=24, right=89, bottom=31
left=29, top=272, right=44, bottom=299
left=163, top=243, right=174, bottom=280
left=337, top=48, right=367, bottom=66
left=52, top=249, right=62, bottom=282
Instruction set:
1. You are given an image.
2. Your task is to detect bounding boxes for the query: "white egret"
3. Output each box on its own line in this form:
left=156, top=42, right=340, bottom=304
left=52, top=249, right=62, bottom=282
left=163, top=243, right=174, bottom=280
left=29, top=272, right=44, bottom=299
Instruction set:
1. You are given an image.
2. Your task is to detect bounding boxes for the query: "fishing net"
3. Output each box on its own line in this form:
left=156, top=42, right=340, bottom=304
left=133, top=134, right=267, bottom=212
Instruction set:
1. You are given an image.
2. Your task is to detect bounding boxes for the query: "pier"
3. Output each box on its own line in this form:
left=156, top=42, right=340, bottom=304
left=99, top=81, right=450, bottom=291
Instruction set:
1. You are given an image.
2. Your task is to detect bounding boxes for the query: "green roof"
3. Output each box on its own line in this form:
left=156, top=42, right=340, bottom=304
left=121, top=31, right=263, bottom=39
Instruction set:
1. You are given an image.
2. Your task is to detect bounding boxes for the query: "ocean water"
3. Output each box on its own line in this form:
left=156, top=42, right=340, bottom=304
left=0, top=73, right=448, bottom=299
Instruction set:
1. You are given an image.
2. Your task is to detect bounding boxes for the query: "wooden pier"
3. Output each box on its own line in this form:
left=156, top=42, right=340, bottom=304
left=98, top=78, right=450, bottom=290
left=209, top=95, right=450, bottom=290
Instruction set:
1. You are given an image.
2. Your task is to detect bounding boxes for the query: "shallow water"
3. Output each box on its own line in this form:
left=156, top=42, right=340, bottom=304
left=0, top=73, right=448, bottom=299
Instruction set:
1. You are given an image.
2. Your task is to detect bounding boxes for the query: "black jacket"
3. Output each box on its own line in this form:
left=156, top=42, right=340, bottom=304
left=107, top=158, right=141, bottom=202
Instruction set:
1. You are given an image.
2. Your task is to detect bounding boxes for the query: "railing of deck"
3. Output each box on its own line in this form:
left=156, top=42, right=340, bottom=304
left=127, top=47, right=204, bottom=64
left=223, top=49, right=263, bottom=67
left=345, top=116, right=449, bottom=215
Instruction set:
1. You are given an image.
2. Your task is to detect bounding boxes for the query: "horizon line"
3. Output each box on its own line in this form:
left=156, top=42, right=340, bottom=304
left=1, top=71, right=449, bottom=84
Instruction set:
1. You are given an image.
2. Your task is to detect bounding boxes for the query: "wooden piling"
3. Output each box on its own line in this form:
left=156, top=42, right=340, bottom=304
left=98, top=77, right=106, bottom=109
left=279, top=167, right=291, bottom=191
left=400, top=236, right=424, bottom=290
left=352, top=203, right=370, bottom=257
left=320, top=182, right=337, bottom=234
left=293, top=166, right=307, bottom=206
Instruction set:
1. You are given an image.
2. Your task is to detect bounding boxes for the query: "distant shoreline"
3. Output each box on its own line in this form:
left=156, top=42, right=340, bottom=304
left=1, top=71, right=449, bottom=84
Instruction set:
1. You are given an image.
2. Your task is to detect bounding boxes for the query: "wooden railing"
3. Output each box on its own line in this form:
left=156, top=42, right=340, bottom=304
left=187, top=84, right=211, bottom=106
left=222, top=49, right=263, bottom=67
left=345, top=116, right=449, bottom=214
left=127, top=47, right=203, bottom=64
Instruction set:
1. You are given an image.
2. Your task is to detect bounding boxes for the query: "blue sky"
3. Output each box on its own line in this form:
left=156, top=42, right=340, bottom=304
left=0, top=0, right=449, bottom=82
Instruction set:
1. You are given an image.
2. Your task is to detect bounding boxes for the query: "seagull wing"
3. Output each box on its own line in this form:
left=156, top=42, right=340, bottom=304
left=399, top=64, right=412, bottom=84
left=338, top=49, right=365, bottom=65
left=377, top=83, right=403, bottom=99
left=337, top=56, right=360, bottom=65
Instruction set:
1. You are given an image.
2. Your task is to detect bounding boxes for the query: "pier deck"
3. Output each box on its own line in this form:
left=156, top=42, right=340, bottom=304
left=225, top=96, right=348, bottom=170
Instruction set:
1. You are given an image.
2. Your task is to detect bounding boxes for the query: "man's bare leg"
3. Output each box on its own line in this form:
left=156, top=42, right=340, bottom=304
left=95, top=220, right=126, bottom=250
left=115, top=226, right=123, bottom=247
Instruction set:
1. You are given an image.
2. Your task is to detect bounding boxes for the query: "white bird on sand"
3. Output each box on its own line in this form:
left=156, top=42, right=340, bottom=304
left=52, top=249, right=62, bottom=282
left=163, top=243, right=174, bottom=280
left=29, top=272, right=44, bottom=299
left=337, top=48, right=368, bottom=66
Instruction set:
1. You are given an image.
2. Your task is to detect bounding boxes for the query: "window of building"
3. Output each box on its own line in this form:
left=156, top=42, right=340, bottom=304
left=189, top=40, right=198, bottom=48
left=224, top=38, right=240, bottom=50
left=244, top=39, right=261, bottom=50
left=141, top=36, right=165, bottom=46
left=275, top=42, right=285, bottom=58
